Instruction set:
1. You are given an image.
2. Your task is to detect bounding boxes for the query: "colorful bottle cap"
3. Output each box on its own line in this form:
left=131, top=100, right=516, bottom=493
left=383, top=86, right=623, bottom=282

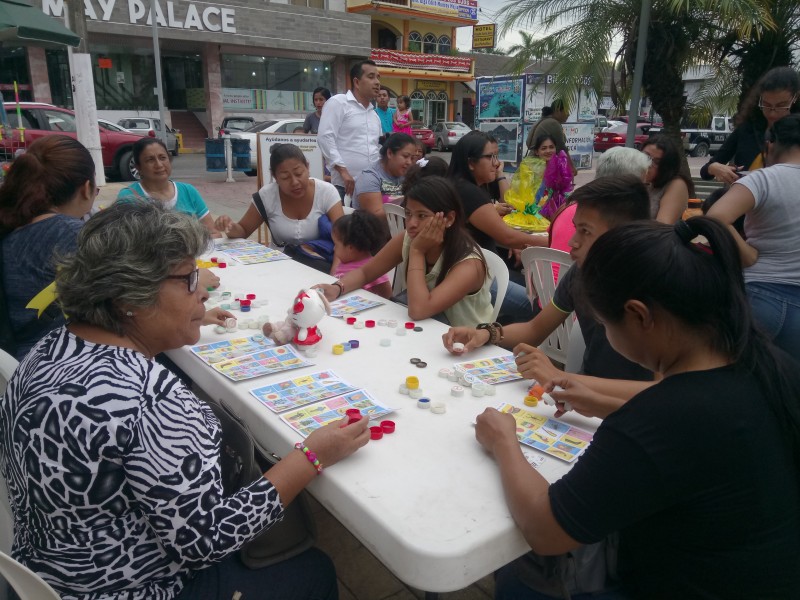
left=413, top=326, right=423, bottom=332
left=365, top=320, right=376, bottom=328
left=347, top=414, right=362, bottom=425
left=405, top=376, right=419, bottom=390
left=528, top=383, right=545, bottom=399
left=214, top=325, right=226, bottom=334
left=240, top=299, right=251, bottom=307
left=342, top=342, right=351, bottom=351
left=524, top=395, right=539, bottom=407
left=380, top=420, right=395, bottom=434
left=430, top=402, right=447, bottom=414
left=332, top=344, right=344, bottom=355
left=246, top=293, right=256, bottom=300
left=417, top=398, right=430, bottom=409
left=369, top=426, right=384, bottom=440
left=346, top=317, right=357, bottom=325
left=221, top=291, right=232, bottom=298
left=221, top=303, right=231, bottom=310
left=349, top=340, right=360, bottom=349
left=346, top=408, right=361, bottom=417
left=240, top=305, right=251, bottom=312
left=210, top=256, right=218, bottom=263
left=217, top=262, right=227, bottom=268
left=405, top=321, right=415, bottom=329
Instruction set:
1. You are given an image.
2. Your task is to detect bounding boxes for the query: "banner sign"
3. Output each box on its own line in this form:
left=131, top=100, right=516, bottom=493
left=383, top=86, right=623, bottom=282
left=222, top=88, right=313, bottom=111
left=477, top=77, right=523, bottom=120
left=371, top=49, right=472, bottom=73
left=410, top=0, right=477, bottom=20
left=416, top=80, right=448, bottom=91
left=472, top=24, right=496, bottom=49
left=563, top=123, right=594, bottom=170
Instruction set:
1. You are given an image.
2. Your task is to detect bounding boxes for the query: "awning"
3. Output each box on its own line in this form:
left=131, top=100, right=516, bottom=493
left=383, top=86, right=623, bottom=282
left=0, top=0, right=80, bottom=47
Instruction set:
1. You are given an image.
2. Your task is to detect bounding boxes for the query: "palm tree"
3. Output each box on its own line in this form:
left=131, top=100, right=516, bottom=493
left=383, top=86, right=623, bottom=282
left=495, top=0, right=772, bottom=139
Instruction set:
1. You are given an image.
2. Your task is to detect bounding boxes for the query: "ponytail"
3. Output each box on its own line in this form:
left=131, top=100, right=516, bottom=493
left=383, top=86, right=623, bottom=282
left=581, top=217, right=800, bottom=456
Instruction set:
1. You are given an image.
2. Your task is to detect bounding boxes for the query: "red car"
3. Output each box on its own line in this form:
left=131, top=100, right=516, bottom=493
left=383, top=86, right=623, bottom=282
left=1, top=102, right=144, bottom=180
left=594, top=123, right=656, bottom=152
left=411, top=123, right=434, bottom=153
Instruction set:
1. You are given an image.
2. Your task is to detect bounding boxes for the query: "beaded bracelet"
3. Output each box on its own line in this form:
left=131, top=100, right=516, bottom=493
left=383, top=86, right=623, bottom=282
left=295, top=442, right=323, bottom=475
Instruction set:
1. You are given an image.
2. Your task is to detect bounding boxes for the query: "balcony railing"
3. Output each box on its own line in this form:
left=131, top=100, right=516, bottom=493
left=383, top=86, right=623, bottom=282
left=370, top=49, right=473, bottom=74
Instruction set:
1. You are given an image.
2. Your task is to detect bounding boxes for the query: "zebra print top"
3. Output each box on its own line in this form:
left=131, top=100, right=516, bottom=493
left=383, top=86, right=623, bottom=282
left=0, top=327, right=283, bottom=599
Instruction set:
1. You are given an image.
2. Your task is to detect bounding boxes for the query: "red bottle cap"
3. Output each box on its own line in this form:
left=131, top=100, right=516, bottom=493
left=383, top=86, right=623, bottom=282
left=365, top=320, right=376, bottom=328
left=240, top=299, right=251, bottom=307
left=405, top=322, right=415, bottom=329
left=345, top=408, right=361, bottom=417
left=380, top=420, right=395, bottom=434
left=210, top=256, right=218, bottom=263
left=218, top=262, right=227, bottom=268
left=346, top=317, right=357, bottom=325
left=369, top=426, right=383, bottom=440
left=247, top=293, right=256, bottom=300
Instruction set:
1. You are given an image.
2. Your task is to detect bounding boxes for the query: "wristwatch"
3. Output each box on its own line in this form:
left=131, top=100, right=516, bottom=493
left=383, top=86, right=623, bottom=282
left=477, top=322, right=504, bottom=345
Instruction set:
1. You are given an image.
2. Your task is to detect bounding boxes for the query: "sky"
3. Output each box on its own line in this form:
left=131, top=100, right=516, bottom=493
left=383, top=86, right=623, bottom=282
left=455, top=0, right=537, bottom=53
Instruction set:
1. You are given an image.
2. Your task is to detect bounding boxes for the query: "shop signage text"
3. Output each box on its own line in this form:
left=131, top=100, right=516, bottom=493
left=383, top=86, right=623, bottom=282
left=43, top=0, right=236, bottom=33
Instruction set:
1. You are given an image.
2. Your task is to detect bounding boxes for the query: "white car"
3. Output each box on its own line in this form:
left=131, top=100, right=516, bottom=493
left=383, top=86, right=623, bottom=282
left=117, top=117, right=179, bottom=156
left=230, top=118, right=306, bottom=175
left=602, top=120, right=625, bottom=132
left=432, top=121, right=471, bottom=151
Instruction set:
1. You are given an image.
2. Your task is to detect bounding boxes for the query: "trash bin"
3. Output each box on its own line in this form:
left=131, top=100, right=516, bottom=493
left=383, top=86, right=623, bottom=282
left=205, top=138, right=225, bottom=172
left=231, top=138, right=251, bottom=171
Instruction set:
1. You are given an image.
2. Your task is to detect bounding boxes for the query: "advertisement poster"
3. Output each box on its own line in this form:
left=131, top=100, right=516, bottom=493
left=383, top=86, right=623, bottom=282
left=477, top=78, right=523, bottom=120
left=410, top=0, right=477, bottom=20
left=524, top=74, right=548, bottom=123
left=480, top=122, right=518, bottom=163
left=563, top=123, right=594, bottom=170
left=258, top=133, right=323, bottom=185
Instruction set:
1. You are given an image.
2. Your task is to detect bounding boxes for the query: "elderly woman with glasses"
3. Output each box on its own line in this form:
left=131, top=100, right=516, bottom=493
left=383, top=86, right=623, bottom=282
left=447, top=131, right=546, bottom=324
left=0, top=201, right=369, bottom=600
left=701, top=66, right=799, bottom=185
left=0, top=136, right=97, bottom=360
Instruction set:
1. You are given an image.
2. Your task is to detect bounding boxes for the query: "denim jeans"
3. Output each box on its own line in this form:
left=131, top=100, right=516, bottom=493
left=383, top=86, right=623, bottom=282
left=492, top=279, right=539, bottom=325
left=747, top=281, right=800, bottom=359
left=176, top=548, right=337, bottom=600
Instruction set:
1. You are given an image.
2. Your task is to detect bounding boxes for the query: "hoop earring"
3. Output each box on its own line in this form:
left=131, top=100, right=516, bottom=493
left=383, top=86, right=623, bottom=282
left=126, top=311, right=134, bottom=317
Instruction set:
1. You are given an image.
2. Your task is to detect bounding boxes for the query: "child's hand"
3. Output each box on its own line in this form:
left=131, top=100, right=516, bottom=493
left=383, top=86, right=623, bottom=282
left=203, top=307, right=235, bottom=326
left=513, top=344, right=561, bottom=382
left=442, top=326, right=491, bottom=354
left=410, top=212, right=445, bottom=254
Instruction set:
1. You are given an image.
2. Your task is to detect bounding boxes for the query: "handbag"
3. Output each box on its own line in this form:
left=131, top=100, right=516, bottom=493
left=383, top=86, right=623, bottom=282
left=206, top=397, right=317, bottom=568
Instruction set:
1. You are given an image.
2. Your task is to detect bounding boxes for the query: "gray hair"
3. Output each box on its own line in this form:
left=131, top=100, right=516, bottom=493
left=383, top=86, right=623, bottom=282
left=596, top=147, right=651, bottom=180
left=56, top=200, right=211, bottom=336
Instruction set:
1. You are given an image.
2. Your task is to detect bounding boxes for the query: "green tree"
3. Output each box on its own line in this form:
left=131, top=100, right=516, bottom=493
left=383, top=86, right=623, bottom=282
left=496, top=0, right=772, bottom=139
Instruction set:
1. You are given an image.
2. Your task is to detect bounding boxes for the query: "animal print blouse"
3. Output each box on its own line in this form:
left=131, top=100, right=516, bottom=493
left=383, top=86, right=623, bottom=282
left=0, top=327, right=282, bottom=599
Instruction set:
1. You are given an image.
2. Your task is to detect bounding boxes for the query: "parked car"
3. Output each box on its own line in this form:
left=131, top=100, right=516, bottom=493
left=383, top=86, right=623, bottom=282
left=117, top=117, right=179, bottom=156
left=593, top=123, right=656, bottom=152
left=1, top=102, right=145, bottom=180
left=411, top=123, right=434, bottom=153
left=219, top=116, right=256, bottom=137
left=432, top=121, right=471, bottom=151
left=602, top=119, right=625, bottom=132
left=230, top=118, right=306, bottom=174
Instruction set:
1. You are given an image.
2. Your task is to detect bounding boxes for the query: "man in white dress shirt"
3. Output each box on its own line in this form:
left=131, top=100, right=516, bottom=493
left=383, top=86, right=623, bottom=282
left=318, top=60, right=383, bottom=199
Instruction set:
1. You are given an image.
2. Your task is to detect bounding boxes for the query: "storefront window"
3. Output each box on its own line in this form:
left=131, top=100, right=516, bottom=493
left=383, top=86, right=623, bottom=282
left=92, top=52, right=159, bottom=110
left=0, top=47, right=33, bottom=103
left=221, top=55, right=332, bottom=111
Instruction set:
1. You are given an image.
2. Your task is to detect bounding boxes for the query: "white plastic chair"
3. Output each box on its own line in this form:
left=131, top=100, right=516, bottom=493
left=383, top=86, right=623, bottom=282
left=383, top=204, right=407, bottom=296
left=383, top=203, right=406, bottom=238
left=0, top=552, right=60, bottom=600
left=564, top=319, right=585, bottom=374
left=521, top=247, right=574, bottom=365
left=0, top=349, right=18, bottom=565
left=481, top=249, right=509, bottom=323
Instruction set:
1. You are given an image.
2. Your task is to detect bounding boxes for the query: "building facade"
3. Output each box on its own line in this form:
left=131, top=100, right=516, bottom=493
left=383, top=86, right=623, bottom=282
left=347, top=0, right=476, bottom=126
left=2, top=0, right=371, bottom=142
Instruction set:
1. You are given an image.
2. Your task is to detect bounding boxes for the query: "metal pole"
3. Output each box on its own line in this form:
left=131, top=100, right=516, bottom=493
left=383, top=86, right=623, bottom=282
left=150, top=0, right=168, bottom=144
left=626, top=0, right=650, bottom=147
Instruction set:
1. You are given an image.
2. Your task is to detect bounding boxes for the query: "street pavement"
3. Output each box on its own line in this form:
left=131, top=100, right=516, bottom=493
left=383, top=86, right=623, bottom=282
left=96, top=152, right=709, bottom=221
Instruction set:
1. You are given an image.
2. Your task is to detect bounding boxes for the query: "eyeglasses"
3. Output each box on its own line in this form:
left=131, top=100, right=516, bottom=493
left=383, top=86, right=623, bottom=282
left=478, top=153, right=500, bottom=163
left=759, top=96, right=796, bottom=114
left=165, top=267, right=200, bottom=293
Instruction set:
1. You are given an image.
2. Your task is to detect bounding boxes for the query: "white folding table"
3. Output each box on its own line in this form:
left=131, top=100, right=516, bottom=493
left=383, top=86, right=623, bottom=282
left=166, top=254, right=600, bottom=594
